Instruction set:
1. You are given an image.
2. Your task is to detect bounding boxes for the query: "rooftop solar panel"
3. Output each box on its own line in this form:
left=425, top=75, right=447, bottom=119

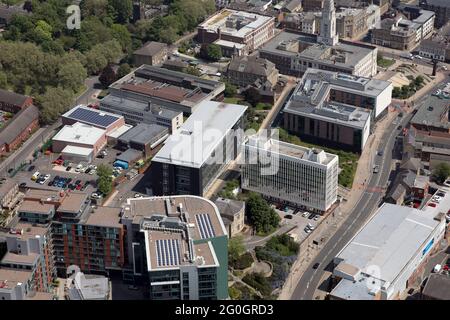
left=195, top=214, right=216, bottom=239
left=155, top=239, right=180, bottom=267
left=68, top=107, right=119, bottom=128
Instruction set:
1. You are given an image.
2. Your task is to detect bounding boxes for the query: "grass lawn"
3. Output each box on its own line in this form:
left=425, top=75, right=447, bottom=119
left=224, top=97, right=242, bottom=104
left=377, top=56, right=395, bottom=68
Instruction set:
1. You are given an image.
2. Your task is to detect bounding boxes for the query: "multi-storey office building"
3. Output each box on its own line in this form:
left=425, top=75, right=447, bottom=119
left=282, top=68, right=391, bottom=151
left=151, top=101, right=247, bottom=197
left=420, top=0, right=450, bottom=28
left=260, top=0, right=378, bottom=77
left=121, top=195, right=228, bottom=300
left=242, top=133, right=339, bottom=213
left=197, top=9, right=275, bottom=57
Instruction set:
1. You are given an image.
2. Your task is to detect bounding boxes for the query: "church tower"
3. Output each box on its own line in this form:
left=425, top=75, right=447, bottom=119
left=318, top=0, right=339, bottom=46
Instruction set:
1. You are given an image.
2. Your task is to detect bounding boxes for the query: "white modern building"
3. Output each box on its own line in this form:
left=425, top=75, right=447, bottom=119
left=241, top=133, right=339, bottom=212
left=151, top=101, right=248, bottom=197
left=330, top=196, right=448, bottom=300
left=52, top=122, right=107, bottom=156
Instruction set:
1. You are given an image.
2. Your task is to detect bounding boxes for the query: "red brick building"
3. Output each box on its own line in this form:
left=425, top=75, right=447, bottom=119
left=0, top=105, right=39, bottom=155
left=0, top=89, right=33, bottom=113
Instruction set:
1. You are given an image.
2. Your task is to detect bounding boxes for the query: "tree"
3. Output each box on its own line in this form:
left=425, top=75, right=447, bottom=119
left=99, top=64, right=117, bottom=88
left=228, top=236, right=245, bottom=262
left=200, top=44, right=222, bottom=61
left=97, top=164, right=113, bottom=195
left=36, top=87, right=74, bottom=124
left=246, top=192, right=280, bottom=234
left=183, top=66, right=202, bottom=77
left=108, top=0, right=133, bottom=24
left=57, top=61, right=87, bottom=92
left=224, top=82, right=237, bottom=97
left=117, top=63, right=131, bottom=79
left=0, top=72, right=7, bottom=89
left=111, top=24, right=132, bottom=52
left=433, top=163, right=450, bottom=184
left=243, top=88, right=261, bottom=107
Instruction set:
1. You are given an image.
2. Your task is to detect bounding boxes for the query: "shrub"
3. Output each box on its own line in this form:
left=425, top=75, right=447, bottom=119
left=231, top=252, right=254, bottom=270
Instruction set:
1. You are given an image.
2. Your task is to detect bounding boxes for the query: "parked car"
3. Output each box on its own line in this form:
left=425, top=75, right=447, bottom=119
left=304, top=227, right=311, bottom=234
left=377, top=150, right=383, bottom=156
left=31, top=171, right=40, bottom=181
left=302, top=211, right=309, bottom=217
left=66, top=166, right=72, bottom=172
left=313, top=215, right=320, bottom=221
left=313, top=262, right=320, bottom=269
left=28, top=165, right=36, bottom=172
left=373, top=165, right=380, bottom=174
left=285, top=214, right=293, bottom=219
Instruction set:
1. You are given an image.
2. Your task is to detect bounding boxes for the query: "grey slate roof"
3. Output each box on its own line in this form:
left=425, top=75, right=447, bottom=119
left=214, top=197, right=245, bottom=221
left=134, top=41, right=167, bottom=57
left=410, top=95, right=450, bottom=130
left=228, top=56, right=276, bottom=77
left=0, top=105, right=39, bottom=146
left=422, top=274, right=450, bottom=300
left=0, top=88, right=29, bottom=107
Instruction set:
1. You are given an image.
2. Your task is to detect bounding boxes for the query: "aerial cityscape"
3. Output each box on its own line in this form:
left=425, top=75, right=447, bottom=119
left=0, top=0, right=449, bottom=303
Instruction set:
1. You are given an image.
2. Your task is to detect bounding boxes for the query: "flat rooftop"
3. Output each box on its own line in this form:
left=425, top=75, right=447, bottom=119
left=8, top=222, right=48, bottom=240
left=1, top=252, right=39, bottom=266
left=332, top=202, right=444, bottom=299
left=53, top=122, right=105, bottom=145
left=152, top=101, right=247, bottom=168
left=118, top=123, right=168, bottom=146
left=62, top=105, right=123, bottom=129
left=198, top=9, right=273, bottom=38
left=18, top=200, right=54, bottom=215
left=247, top=134, right=338, bottom=166
left=61, top=145, right=93, bottom=157
left=260, top=31, right=376, bottom=71
left=58, top=192, right=89, bottom=214
left=0, top=269, right=32, bottom=289
left=101, top=94, right=182, bottom=117
left=109, top=65, right=224, bottom=109
left=85, top=207, right=122, bottom=229
left=124, top=196, right=224, bottom=271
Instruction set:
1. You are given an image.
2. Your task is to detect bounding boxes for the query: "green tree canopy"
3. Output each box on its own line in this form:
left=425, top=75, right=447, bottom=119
left=433, top=163, right=450, bottom=184
left=200, top=43, right=222, bottom=62
left=246, top=192, right=280, bottom=234
left=228, top=236, right=245, bottom=262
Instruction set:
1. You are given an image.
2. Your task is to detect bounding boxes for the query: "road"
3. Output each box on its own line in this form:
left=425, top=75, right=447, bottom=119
left=291, top=111, right=415, bottom=300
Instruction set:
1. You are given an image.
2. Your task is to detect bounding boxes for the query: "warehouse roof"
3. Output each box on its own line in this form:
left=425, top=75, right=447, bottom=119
left=118, top=123, right=168, bottom=146
left=61, top=145, right=93, bottom=157
left=332, top=202, right=444, bottom=299
left=53, top=122, right=106, bottom=145
left=152, top=101, right=247, bottom=168
left=62, top=105, right=123, bottom=130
